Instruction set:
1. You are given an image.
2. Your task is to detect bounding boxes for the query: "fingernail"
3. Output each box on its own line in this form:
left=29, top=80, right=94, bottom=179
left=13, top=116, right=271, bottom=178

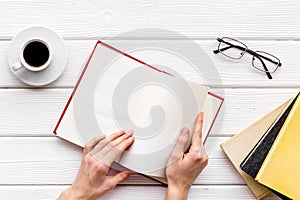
left=181, top=127, right=189, bottom=136
left=127, top=129, right=134, bottom=136
left=199, top=112, right=204, bottom=119
left=119, top=130, right=126, bottom=135
left=127, top=136, right=134, bottom=140
left=97, top=135, right=105, bottom=140
left=129, top=172, right=139, bottom=176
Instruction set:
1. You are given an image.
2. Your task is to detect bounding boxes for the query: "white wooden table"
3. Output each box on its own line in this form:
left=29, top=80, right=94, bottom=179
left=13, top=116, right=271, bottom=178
left=0, top=1, right=299, bottom=199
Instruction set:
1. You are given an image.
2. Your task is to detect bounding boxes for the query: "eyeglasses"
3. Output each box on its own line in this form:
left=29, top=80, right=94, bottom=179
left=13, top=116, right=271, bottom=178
left=213, top=37, right=282, bottom=79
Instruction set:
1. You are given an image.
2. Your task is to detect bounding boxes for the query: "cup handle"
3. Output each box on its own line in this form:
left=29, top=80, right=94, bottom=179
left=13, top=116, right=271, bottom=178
left=12, top=61, right=23, bottom=71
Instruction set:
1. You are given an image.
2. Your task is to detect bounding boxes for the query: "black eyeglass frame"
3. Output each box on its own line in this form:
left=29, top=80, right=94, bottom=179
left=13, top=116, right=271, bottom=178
left=213, top=37, right=282, bottom=79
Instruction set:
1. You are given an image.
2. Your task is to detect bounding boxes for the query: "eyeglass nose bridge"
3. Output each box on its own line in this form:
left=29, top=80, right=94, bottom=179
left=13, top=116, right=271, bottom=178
left=246, top=49, right=256, bottom=55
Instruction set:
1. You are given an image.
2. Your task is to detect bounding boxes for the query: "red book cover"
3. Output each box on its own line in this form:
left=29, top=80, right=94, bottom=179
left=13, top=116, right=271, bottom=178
left=54, top=40, right=223, bottom=181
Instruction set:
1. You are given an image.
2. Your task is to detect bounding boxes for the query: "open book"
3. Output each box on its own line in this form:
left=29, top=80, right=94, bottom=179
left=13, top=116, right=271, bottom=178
left=54, top=41, right=223, bottom=181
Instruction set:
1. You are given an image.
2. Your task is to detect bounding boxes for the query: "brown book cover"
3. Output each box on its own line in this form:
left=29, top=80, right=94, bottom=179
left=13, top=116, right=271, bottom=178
left=221, top=98, right=292, bottom=200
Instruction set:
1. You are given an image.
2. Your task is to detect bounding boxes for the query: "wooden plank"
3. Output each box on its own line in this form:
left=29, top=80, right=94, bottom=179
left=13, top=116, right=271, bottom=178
left=1, top=40, right=300, bottom=87
left=0, top=0, right=299, bottom=39
left=0, top=185, right=280, bottom=200
left=0, top=137, right=230, bottom=184
left=0, top=159, right=242, bottom=185
left=0, top=1, right=297, bottom=199
left=0, top=89, right=70, bottom=136
left=0, top=88, right=297, bottom=136
left=0, top=137, right=235, bottom=185
left=0, top=137, right=226, bottom=162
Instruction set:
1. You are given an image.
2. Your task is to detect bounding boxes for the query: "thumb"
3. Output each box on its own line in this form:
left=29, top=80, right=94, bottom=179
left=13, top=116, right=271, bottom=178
left=108, top=171, right=132, bottom=187
left=168, top=128, right=190, bottom=163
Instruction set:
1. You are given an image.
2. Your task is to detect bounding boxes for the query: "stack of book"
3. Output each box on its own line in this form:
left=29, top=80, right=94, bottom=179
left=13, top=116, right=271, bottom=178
left=221, top=92, right=300, bottom=200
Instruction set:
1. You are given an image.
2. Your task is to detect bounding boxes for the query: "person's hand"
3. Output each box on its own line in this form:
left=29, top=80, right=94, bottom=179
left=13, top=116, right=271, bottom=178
left=58, top=130, right=134, bottom=200
left=164, top=112, right=208, bottom=200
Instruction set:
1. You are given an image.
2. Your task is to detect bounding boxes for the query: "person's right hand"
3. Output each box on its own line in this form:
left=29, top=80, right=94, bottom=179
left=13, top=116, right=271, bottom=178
left=164, top=112, right=208, bottom=200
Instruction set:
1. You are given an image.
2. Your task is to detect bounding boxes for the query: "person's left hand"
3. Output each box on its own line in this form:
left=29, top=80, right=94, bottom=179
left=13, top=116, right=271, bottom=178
left=58, top=130, right=135, bottom=200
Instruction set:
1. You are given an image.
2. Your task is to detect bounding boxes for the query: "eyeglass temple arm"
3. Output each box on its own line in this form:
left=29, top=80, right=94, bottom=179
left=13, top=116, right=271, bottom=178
left=251, top=53, right=273, bottom=79
left=213, top=42, right=249, bottom=55
left=213, top=46, right=232, bottom=54
left=255, top=52, right=282, bottom=67
left=264, top=64, right=273, bottom=79
left=214, top=38, right=246, bottom=54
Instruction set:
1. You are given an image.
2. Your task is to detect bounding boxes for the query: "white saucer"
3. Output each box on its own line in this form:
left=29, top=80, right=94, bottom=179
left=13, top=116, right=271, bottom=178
left=8, top=26, right=67, bottom=86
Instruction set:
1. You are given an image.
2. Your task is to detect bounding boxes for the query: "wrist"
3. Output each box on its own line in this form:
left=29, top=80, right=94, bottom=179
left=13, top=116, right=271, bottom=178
left=59, top=187, right=91, bottom=200
left=165, top=185, right=189, bottom=200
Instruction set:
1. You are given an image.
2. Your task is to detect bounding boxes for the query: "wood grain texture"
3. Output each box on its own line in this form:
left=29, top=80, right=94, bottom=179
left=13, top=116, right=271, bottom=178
left=0, top=88, right=297, bottom=136
left=0, top=137, right=243, bottom=185
left=0, top=0, right=298, bottom=198
left=0, top=137, right=226, bottom=162
left=0, top=159, right=243, bottom=185
left=0, top=185, right=280, bottom=200
left=0, top=0, right=299, bottom=39
left=1, top=40, right=300, bottom=87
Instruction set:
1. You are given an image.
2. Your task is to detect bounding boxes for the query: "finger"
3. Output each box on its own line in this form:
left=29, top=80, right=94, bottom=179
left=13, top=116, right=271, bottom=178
left=89, top=137, right=110, bottom=155
left=83, top=135, right=105, bottom=155
left=191, top=146, right=209, bottom=166
left=107, top=171, right=132, bottom=188
left=102, top=136, right=134, bottom=167
left=191, top=112, right=204, bottom=150
left=107, top=130, right=126, bottom=141
left=90, top=130, right=127, bottom=155
left=93, top=132, right=133, bottom=163
left=168, top=128, right=190, bottom=165
left=201, top=146, right=208, bottom=157
left=110, top=130, right=133, bottom=147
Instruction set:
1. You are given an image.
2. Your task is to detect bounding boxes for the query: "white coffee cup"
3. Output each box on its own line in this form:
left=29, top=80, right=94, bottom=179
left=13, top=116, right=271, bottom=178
left=12, top=38, right=52, bottom=72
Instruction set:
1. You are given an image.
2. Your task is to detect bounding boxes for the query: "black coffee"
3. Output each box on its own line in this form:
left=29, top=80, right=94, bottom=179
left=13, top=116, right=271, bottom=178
left=23, top=41, right=49, bottom=67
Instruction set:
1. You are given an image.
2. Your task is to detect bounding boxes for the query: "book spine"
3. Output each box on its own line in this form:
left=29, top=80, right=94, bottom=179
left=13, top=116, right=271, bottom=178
left=256, top=95, right=300, bottom=180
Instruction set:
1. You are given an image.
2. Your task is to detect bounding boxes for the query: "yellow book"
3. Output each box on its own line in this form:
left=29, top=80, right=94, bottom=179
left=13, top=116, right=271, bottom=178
left=256, top=94, right=300, bottom=199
